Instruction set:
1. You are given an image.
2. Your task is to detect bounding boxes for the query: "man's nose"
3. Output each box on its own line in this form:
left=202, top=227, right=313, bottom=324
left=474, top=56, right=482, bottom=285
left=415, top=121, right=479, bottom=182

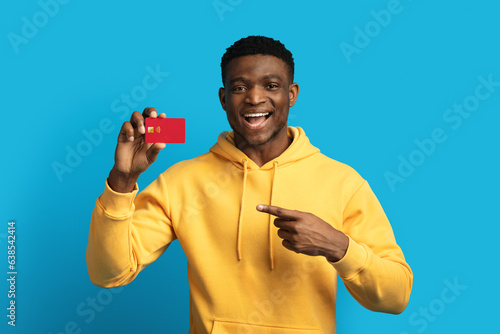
left=245, top=87, right=267, bottom=105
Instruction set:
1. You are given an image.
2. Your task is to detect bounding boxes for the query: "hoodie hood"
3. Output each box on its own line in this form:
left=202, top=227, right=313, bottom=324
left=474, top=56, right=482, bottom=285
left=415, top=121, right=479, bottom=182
left=210, top=126, right=320, bottom=171
left=209, top=126, right=320, bottom=269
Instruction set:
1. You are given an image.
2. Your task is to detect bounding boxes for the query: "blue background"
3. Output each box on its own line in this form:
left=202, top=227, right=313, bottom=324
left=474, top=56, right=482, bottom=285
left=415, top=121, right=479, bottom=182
left=2, top=0, right=499, bottom=333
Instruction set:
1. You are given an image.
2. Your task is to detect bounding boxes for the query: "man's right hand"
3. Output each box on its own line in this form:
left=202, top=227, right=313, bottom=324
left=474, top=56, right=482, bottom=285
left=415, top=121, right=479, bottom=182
left=108, top=107, right=167, bottom=193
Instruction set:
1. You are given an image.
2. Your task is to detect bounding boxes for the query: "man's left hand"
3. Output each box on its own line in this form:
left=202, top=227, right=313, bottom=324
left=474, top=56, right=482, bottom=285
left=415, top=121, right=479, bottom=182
left=257, top=204, right=349, bottom=262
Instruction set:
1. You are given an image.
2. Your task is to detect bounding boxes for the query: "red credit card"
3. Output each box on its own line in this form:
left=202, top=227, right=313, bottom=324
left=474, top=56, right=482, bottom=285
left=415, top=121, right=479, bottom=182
left=145, top=118, right=185, bottom=143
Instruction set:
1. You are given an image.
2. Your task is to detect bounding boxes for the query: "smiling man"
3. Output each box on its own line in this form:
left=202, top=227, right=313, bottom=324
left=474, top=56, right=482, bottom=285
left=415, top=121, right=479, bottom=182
left=87, top=36, right=413, bottom=334
left=220, top=53, right=296, bottom=164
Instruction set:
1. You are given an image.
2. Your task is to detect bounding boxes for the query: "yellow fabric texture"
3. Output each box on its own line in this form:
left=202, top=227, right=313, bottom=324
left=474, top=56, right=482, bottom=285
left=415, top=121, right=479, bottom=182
left=86, top=127, right=413, bottom=334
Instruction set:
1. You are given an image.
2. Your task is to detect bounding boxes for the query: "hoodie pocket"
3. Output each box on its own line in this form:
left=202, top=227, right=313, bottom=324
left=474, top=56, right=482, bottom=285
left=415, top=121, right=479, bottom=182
left=211, top=319, right=321, bottom=334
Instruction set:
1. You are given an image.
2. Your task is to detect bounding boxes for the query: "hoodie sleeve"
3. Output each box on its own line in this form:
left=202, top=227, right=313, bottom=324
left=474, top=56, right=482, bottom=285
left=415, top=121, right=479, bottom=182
left=329, top=180, right=413, bottom=314
left=86, top=173, right=176, bottom=288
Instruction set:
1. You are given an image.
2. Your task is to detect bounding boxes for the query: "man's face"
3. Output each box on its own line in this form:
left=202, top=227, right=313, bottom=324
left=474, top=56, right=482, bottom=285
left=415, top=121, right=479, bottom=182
left=219, top=54, right=299, bottom=148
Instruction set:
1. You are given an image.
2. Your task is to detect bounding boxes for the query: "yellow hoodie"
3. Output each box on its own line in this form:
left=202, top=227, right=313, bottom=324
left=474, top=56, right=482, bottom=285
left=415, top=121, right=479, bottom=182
left=87, top=127, right=412, bottom=334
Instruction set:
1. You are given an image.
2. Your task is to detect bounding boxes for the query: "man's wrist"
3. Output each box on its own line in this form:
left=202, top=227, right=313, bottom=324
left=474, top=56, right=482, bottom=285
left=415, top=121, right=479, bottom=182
left=108, top=168, right=139, bottom=193
left=325, top=232, right=349, bottom=263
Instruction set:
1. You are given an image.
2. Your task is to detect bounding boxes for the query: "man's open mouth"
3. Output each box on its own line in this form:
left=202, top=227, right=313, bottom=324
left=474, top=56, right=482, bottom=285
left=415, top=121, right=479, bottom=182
left=243, top=112, right=273, bottom=128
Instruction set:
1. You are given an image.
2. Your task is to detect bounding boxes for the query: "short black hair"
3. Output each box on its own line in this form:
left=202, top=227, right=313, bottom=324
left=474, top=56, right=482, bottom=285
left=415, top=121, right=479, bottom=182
left=220, top=35, right=295, bottom=86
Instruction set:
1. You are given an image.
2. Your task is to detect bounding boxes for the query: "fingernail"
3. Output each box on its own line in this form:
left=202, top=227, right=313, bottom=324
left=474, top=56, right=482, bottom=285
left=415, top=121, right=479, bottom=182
left=151, top=111, right=157, bottom=117
left=256, top=205, right=264, bottom=211
left=139, top=125, right=145, bottom=134
left=128, top=136, right=134, bottom=142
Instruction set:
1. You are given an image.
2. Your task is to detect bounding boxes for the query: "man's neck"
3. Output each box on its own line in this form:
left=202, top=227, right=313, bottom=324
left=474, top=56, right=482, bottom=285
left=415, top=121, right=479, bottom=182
left=234, top=129, right=293, bottom=167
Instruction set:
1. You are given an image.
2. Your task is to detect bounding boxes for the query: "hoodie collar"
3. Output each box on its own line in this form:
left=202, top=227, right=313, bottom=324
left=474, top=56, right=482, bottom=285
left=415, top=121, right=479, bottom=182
left=210, top=127, right=320, bottom=170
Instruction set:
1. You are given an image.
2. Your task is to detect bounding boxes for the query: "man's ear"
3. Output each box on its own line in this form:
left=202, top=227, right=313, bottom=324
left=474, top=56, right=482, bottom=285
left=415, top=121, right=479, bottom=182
left=218, top=87, right=226, bottom=111
left=288, top=82, right=299, bottom=107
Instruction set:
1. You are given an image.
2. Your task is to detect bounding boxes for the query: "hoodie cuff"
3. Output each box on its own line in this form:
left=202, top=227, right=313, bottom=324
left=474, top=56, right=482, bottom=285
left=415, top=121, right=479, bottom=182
left=97, top=178, right=139, bottom=218
left=328, top=235, right=370, bottom=280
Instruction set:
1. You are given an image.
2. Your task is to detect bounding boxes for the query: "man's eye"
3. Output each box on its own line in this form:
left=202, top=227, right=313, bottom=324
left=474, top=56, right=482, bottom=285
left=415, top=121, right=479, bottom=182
left=232, top=86, right=245, bottom=91
left=267, top=84, right=279, bottom=89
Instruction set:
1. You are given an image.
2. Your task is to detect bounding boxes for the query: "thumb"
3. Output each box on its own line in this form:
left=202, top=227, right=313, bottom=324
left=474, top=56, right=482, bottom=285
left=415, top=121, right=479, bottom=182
left=146, top=143, right=166, bottom=165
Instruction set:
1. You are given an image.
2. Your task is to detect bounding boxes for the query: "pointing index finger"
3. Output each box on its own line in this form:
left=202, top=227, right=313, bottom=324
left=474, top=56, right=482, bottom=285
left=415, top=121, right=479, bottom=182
left=256, top=205, right=298, bottom=220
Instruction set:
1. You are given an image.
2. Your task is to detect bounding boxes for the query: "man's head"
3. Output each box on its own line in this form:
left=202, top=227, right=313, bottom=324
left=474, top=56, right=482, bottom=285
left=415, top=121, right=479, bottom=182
left=220, top=36, right=295, bottom=86
left=219, top=36, right=299, bottom=151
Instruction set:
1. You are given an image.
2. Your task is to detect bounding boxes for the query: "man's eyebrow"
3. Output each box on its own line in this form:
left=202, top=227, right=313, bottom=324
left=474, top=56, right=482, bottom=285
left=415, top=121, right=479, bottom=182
left=228, top=77, right=249, bottom=85
left=228, top=74, right=285, bottom=86
left=260, top=74, right=284, bottom=82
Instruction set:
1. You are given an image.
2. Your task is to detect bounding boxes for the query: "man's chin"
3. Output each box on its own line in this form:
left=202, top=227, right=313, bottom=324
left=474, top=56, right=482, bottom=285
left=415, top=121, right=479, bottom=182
left=233, top=130, right=269, bottom=149
left=234, top=126, right=286, bottom=150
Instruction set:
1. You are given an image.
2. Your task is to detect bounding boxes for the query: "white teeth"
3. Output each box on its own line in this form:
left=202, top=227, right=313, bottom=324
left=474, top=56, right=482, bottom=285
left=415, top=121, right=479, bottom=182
left=244, top=112, right=270, bottom=117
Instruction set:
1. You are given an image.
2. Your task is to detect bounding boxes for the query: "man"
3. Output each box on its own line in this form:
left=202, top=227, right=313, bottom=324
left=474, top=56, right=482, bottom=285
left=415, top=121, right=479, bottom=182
left=87, top=36, right=413, bottom=333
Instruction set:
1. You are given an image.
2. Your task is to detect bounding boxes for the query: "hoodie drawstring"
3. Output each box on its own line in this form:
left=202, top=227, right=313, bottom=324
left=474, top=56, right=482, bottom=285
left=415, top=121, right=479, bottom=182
left=236, top=159, right=248, bottom=261
left=268, top=161, right=278, bottom=270
left=236, top=159, right=278, bottom=270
